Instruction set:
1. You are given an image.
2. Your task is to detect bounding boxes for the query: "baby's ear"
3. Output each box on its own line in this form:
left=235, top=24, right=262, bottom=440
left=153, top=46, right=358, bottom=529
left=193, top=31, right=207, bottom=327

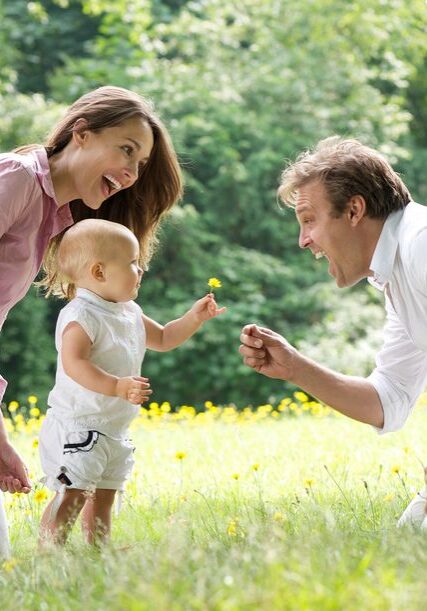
left=91, top=262, right=106, bottom=282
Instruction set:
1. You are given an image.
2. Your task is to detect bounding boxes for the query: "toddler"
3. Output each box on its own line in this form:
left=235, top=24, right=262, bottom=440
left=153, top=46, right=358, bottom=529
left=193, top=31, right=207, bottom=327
left=39, top=218, right=225, bottom=545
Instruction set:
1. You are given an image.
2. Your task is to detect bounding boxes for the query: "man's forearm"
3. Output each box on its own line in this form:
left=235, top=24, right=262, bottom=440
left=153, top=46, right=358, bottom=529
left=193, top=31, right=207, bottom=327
left=291, top=353, right=384, bottom=427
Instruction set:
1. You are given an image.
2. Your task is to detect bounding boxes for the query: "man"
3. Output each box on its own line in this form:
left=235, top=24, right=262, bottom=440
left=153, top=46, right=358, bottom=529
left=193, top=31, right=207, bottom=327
left=239, top=136, right=427, bottom=526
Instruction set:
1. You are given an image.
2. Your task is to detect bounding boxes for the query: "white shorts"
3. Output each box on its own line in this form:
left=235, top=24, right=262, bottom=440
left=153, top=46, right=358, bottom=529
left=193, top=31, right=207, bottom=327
left=39, top=415, right=135, bottom=492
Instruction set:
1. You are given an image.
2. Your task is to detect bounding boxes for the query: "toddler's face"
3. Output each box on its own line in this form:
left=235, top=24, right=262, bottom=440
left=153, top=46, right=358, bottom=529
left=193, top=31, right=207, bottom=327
left=101, top=235, right=143, bottom=302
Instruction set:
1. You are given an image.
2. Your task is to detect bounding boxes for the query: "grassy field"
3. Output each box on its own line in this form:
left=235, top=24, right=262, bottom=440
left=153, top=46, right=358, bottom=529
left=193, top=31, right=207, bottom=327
left=2, top=398, right=427, bottom=610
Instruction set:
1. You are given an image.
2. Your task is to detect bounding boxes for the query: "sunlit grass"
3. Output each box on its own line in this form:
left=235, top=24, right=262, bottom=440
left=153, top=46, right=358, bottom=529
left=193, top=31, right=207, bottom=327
left=2, top=394, right=427, bottom=609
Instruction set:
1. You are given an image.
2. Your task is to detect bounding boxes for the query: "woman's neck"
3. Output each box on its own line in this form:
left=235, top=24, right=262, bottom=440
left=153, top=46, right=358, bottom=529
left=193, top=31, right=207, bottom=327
left=48, top=148, right=78, bottom=206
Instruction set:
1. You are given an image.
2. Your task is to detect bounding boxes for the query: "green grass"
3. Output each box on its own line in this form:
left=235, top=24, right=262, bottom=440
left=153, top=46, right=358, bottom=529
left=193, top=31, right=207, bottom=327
left=2, top=409, right=427, bottom=610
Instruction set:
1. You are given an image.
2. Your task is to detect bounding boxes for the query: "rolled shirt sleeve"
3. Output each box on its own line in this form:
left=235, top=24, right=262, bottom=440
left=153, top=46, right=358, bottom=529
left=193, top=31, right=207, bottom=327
left=368, top=298, right=427, bottom=434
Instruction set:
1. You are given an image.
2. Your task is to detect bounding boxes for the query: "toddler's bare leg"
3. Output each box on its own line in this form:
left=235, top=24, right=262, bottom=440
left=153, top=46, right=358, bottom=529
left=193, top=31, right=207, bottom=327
left=81, top=488, right=116, bottom=545
left=39, top=489, right=87, bottom=545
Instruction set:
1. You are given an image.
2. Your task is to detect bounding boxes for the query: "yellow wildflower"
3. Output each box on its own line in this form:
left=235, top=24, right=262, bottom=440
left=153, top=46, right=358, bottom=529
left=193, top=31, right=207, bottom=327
left=391, top=465, right=401, bottom=475
left=207, top=277, right=222, bottom=289
left=2, top=558, right=18, bottom=572
left=251, top=463, right=260, bottom=472
left=273, top=512, right=284, bottom=522
left=28, top=395, right=38, bottom=405
left=34, top=489, right=48, bottom=503
left=8, top=401, right=19, bottom=412
left=32, top=439, right=39, bottom=449
left=227, top=519, right=238, bottom=537
left=29, top=407, right=40, bottom=418
left=175, top=451, right=186, bottom=461
left=303, top=478, right=315, bottom=488
left=231, top=473, right=240, bottom=480
left=294, top=391, right=309, bottom=403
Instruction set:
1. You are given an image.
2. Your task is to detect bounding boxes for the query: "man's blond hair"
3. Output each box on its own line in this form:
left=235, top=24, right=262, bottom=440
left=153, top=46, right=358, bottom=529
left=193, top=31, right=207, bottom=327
left=278, top=136, right=411, bottom=218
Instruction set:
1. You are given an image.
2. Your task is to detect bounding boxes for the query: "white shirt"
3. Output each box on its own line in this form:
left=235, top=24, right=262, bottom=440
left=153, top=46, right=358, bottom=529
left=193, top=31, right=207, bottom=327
left=367, top=202, right=427, bottom=433
left=47, top=288, right=146, bottom=439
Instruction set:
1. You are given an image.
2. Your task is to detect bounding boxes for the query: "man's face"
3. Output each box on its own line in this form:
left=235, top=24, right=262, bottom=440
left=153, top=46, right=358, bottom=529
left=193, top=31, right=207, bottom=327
left=295, top=180, right=366, bottom=288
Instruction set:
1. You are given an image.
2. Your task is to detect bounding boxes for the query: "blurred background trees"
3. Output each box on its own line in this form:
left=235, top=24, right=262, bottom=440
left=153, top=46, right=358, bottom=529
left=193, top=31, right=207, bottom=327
left=0, top=0, right=425, bottom=407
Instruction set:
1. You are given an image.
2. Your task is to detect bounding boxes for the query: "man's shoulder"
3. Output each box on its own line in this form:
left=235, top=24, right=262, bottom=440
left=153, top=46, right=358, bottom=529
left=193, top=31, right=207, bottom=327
left=399, top=202, right=427, bottom=244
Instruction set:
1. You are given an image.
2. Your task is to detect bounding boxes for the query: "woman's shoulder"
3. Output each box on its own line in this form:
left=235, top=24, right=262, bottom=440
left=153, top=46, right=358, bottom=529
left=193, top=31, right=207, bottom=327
left=0, top=149, right=45, bottom=189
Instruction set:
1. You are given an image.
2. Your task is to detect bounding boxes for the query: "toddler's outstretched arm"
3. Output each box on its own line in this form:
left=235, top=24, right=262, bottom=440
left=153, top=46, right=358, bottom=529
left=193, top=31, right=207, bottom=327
left=144, top=293, right=226, bottom=351
left=61, top=322, right=152, bottom=405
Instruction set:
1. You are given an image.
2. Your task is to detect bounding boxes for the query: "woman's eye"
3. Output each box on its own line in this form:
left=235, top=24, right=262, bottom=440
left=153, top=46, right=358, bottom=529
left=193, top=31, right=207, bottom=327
left=122, top=145, right=133, bottom=156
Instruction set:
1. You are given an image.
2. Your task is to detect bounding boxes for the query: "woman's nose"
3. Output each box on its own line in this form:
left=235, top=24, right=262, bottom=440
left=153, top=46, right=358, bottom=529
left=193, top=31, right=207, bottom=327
left=124, top=162, right=139, bottom=185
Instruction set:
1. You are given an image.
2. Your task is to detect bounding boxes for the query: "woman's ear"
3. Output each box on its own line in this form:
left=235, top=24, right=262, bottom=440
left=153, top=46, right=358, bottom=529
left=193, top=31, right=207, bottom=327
left=90, top=262, right=105, bottom=282
left=72, top=118, right=90, bottom=147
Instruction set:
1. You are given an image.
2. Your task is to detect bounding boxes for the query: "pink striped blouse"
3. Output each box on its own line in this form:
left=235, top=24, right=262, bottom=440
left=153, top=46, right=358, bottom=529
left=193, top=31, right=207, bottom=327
left=0, top=147, right=74, bottom=400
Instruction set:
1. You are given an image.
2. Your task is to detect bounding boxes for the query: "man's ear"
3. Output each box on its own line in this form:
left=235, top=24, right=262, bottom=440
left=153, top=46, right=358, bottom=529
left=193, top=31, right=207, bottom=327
left=72, top=118, right=90, bottom=147
left=347, top=195, right=366, bottom=226
left=91, top=262, right=105, bottom=282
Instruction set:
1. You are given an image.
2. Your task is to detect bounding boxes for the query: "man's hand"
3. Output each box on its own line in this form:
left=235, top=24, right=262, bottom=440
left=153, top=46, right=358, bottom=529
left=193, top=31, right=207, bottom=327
left=0, top=442, right=32, bottom=494
left=239, top=324, right=298, bottom=381
left=115, top=376, right=152, bottom=405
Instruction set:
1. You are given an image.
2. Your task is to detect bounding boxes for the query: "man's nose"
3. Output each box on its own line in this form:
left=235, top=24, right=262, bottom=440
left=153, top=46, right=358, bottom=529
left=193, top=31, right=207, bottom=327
left=299, top=228, right=312, bottom=249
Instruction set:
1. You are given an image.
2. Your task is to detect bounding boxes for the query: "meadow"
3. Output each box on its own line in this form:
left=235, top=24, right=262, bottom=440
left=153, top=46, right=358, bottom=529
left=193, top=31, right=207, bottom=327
left=2, top=395, right=427, bottom=610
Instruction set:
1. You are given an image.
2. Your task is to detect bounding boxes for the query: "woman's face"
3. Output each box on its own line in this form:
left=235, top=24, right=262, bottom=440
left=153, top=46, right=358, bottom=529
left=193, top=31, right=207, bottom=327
left=71, top=116, right=154, bottom=209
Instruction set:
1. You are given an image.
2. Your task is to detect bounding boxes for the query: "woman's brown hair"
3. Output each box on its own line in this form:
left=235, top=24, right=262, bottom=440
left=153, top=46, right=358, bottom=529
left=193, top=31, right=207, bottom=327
left=26, top=86, right=183, bottom=297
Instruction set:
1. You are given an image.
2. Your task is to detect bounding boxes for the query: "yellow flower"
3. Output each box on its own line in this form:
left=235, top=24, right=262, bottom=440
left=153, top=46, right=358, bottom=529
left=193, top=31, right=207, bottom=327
left=273, top=511, right=284, bottom=522
left=28, top=395, right=38, bottom=405
left=227, top=519, right=238, bottom=537
left=391, top=465, right=401, bottom=475
left=251, top=463, right=260, bottom=472
left=32, top=439, right=39, bottom=449
left=207, top=277, right=222, bottom=289
left=34, top=489, right=48, bottom=503
left=384, top=493, right=394, bottom=502
left=231, top=473, right=240, bottom=480
left=2, top=558, right=18, bottom=572
left=8, top=401, right=19, bottom=412
left=29, top=407, right=40, bottom=418
left=303, top=478, right=315, bottom=488
left=175, top=451, right=186, bottom=461
left=294, top=391, right=309, bottom=403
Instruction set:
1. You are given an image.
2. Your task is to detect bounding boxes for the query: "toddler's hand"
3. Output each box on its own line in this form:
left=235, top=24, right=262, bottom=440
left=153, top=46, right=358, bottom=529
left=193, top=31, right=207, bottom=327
left=191, top=293, right=226, bottom=323
left=115, top=376, right=152, bottom=405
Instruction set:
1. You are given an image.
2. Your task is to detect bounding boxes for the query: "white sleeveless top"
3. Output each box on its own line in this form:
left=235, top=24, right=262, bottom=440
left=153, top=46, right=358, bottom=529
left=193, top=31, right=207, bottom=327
left=47, top=288, right=146, bottom=439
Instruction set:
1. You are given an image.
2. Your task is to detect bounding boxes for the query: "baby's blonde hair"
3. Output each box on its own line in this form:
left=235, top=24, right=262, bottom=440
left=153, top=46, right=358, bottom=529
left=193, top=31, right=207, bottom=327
left=56, top=219, right=138, bottom=300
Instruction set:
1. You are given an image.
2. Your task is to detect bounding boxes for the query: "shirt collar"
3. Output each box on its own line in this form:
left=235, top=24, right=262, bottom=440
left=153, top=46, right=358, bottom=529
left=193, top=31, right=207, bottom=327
left=31, top=147, right=74, bottom=235
left=32, top=147, right=58, bottom=200
left=368, top=208, right=404, bottom=290
left=76, top=288, right=128, bottom=313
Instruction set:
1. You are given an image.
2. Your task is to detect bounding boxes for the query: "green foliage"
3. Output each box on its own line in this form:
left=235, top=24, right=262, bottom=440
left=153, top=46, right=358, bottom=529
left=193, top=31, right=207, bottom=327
left=0, top=0, right=426, bottom=406
left=136, top=206, right=330, bottom=405
left=298, top=285, right=386, bottom=377
left=0, top=287, right=56, bottom=406
left=3, top=0, right=100, bottom=94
